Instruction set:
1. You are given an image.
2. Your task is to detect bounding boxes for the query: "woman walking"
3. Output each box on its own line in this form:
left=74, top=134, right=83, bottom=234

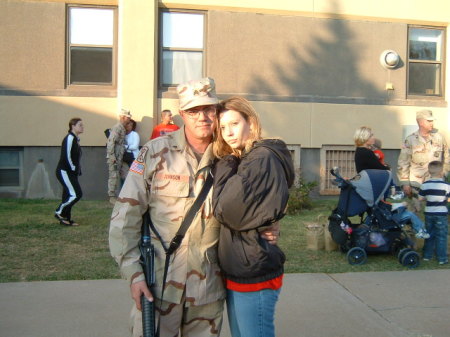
left=55, top=118, right=84, bottom=226
left=212, top=96, right=295, bottom=337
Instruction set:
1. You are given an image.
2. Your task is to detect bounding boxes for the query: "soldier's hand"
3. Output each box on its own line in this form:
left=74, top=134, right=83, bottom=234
left=402, top=185, right=412, bottom=197
left=131, top=280, right=153, bottom=311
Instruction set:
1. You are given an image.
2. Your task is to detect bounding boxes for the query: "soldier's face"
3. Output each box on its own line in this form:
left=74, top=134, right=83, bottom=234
left=418, top=118, right=434, bottom=133
left=181, top=105, right=216, bottom=141
left=120, top=116, right=131, bottom=125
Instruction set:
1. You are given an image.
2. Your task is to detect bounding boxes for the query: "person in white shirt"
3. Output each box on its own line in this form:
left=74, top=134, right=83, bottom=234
left=125, top=119, right=140, bottom=159
left=121, top=119, right=141, bottom=181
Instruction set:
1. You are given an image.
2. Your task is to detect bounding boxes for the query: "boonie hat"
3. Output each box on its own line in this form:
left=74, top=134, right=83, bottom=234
left=119, top=108, right=132, bottom=118
left=416, top=109, right=435, bottom=121
left=177, top=77, right=219, bottom=110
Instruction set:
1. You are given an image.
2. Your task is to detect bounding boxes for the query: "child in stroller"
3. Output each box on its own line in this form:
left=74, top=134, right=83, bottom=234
left=328, top=167, right=428, bottom=268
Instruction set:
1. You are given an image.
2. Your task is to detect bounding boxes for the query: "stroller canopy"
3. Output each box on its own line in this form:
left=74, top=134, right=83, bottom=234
left=351, top=169, right=392, bottom=207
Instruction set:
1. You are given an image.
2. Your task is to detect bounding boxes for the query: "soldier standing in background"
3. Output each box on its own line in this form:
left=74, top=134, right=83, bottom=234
left=107, top=108, right=131, bottom=204
left=397, top=109, right=450, bottom=212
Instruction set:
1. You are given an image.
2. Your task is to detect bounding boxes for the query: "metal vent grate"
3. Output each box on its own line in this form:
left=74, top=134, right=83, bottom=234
left=320, top=146, right=356, bottom=195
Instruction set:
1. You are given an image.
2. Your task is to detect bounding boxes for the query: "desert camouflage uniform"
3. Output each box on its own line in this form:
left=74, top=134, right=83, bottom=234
left=107, top=122, right=127, bottom=197
left=397, top=130, right=450, bottom=211
left=109, top=128, right=225, bottom=337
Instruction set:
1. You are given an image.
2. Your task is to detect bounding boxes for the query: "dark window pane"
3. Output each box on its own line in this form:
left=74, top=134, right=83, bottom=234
left=70, top=47, right=112, bottom=84
left=409, top=28, right=442, bottom=61
left=0, top=169, right=20, bottom=186
left=409, top=41, right=438, bottom=61
left=0, top=151, right=20, bottom=167
left=408, top=63, right=441, bottom=96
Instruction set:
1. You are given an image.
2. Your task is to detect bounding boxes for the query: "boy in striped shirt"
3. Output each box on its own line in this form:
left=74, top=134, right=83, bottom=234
left=418, top=161, right=450, bottom=265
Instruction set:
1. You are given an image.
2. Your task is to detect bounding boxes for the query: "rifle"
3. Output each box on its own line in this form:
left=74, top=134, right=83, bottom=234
left=140, top=211, right=157, bottom=337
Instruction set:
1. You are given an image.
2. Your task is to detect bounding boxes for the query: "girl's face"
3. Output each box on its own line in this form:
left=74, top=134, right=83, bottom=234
left=72, top=121, right=84, bottom=135
left=219, top=110, right=251, bottom=151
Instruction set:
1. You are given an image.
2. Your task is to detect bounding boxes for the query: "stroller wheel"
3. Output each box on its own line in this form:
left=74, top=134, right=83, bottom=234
left=340, top=242, right=351, bottom=253
left=347, top=247, right=367, bottom=265
left=401, top=251, right=420, bottom=269
left=390, top=238, right=407, bottom=256
left=398, top=248, right=412, bottom=264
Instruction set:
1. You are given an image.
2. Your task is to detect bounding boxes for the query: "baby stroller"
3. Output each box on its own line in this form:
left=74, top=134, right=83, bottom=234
left=328, top=168, right=420, bottom=268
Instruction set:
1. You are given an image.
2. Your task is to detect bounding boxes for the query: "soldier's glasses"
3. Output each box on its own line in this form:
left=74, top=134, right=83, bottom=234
left=184, top=106, right=217, bottom=119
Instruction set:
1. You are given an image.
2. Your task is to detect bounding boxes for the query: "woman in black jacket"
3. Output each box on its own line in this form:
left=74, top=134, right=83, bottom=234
left=212, top=97, right=295, bottom=337
left=55, top=118, right=84, bottom=226
left=354, top=126, right=389, bottom=173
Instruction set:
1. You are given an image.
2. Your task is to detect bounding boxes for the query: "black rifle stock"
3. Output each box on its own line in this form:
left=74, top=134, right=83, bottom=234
left=140, top=211, right=156, bottom=337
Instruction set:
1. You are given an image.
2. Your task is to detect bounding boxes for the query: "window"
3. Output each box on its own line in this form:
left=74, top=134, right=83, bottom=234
left=0, top=148, right=23, bottom=188
left=408, top=27, right=445, bottom=97
left=320, top=146, right=355, bottom=195
left=67, top=6, right=116, bottom=86
left=160, top=11, right=205, bottom=86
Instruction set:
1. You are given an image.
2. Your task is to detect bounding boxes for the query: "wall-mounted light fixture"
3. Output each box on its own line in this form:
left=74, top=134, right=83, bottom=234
left=380, top=50, right=400, bottom=69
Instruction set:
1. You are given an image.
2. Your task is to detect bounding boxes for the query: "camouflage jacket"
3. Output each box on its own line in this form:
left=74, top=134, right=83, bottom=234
left=109, top=128, right=225, bottom=306
left=106, top=122, right=126, bottom=162
left=397, top=130, right=450, bottom=187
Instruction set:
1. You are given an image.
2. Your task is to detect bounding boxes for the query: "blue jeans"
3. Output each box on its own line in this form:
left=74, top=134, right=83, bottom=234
left=423, top=215, right=448, bottom=263
left=392, top=208, right=426, bottom=234
left=226, top=288, right=281, bottom=337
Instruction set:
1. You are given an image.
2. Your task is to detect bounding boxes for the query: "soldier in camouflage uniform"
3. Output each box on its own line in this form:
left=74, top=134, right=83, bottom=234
left=109, top=78, right=226, bottom=337
left=397, top=109, right=450, bottom=212
left=107, top=109, right=132, bottom=204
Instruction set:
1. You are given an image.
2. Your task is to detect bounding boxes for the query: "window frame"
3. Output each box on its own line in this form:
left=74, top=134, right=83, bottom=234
left=159, top=9, right=207, bottom=88
left=407, top=25, right=446, bottom=100
left=286, top=144, right=301, bottom=186
left=0, top=148, right=24, bottom=191
left=66, top=4, right=118, bottom=90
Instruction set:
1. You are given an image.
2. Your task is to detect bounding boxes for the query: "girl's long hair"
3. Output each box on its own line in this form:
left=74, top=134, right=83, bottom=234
left=213, top=96, right=262, bottom=158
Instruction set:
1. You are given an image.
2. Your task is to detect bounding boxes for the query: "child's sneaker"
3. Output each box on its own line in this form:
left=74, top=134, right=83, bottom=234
left=415, top=230, right=430, bottom=239
left=438, top=261, right=448, bottom=265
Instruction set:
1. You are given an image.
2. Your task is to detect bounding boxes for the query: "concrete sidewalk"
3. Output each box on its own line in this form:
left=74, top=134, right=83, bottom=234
left=1, top=270, right=449, bottom=337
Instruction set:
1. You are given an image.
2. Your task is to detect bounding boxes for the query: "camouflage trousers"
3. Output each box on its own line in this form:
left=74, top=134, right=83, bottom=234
left=108, top=162, right=122, bottom=197
left=130, top=298, right=224, bottom=337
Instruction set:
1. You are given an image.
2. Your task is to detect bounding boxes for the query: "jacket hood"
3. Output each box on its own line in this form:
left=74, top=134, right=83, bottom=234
left=253, top=139, right=295, bottom=188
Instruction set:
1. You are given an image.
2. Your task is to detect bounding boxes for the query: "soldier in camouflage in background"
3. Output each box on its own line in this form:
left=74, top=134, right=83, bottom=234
left=397, top=109, right=450, bottom=212
left=107, top=109, right=131, bottom=204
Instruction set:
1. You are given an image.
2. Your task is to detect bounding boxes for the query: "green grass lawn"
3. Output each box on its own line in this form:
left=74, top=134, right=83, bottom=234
left=0, top=198, right=448, bottom=283
left=0, top=199, right=119, bottom=282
